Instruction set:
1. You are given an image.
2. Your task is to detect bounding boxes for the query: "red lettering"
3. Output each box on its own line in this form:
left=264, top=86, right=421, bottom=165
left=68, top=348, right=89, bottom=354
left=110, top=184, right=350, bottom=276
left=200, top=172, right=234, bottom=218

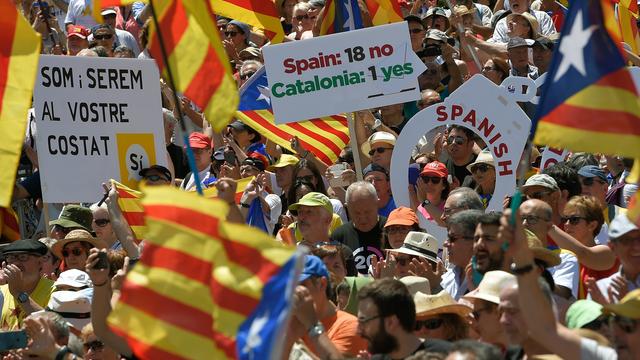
left=493, top=143, right=509, bottom=158
left=488, top=132, right=502, bottom=145
left=283, top=58, right=296, bottom=74
left=462, top=109, right=477, bottom=127
left=498, top=160, right=513, bottom=176
left=548, top=147, right=564, bottom=155
left=381, top=44, right=393, bottom=56
left=451, top=105, right=463, bottom=120
left=436, top=105, right=448, bottom=122
left=295, top=59, right=309, bottom=75
left=478, top=117, right=495, bottom=139
left=543, top=158, right=559, bottom=169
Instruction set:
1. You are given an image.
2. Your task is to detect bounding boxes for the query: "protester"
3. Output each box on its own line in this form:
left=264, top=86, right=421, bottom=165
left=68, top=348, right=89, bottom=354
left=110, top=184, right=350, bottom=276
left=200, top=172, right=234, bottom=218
left=363, top=163, right=396, bottom=217
left=52, top=230, right=106, bottom=272
left=442, top=210, right=483, bottom=299
left=413, top=290, right=472, bottom=342
left=467, top=149, right=496, bottom=208
left=383, top=207, right=422, bottom=250
left=49, top=205, right=94, bottom=240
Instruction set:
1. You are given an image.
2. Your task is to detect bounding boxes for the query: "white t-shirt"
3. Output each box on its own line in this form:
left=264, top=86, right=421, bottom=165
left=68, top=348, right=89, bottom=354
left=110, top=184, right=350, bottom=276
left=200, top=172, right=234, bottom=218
left=548, top=251, right=579, bottom=298
left=65, top=0, right=98, bottom=29
left=580, top=338, right=617, bottom=360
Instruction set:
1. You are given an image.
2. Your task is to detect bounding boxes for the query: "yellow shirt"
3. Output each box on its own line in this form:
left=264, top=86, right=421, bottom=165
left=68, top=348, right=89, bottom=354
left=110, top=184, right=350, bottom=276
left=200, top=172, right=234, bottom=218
left=1, top=278, right=55, bottom=330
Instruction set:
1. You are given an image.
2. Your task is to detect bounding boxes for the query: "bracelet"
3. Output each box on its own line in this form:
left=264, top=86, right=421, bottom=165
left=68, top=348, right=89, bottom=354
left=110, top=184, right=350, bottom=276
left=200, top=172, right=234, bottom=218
left=510, top=262, right=535, bottom=275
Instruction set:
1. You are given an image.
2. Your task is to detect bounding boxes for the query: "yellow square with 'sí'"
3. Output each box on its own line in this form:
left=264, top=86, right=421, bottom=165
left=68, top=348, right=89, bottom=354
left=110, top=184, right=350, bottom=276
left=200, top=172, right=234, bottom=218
left=116, top=133, right=157, bottom=189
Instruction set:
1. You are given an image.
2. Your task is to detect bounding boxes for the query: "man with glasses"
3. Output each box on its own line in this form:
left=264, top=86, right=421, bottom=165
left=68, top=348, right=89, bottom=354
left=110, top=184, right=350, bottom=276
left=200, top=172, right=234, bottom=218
left=405, top=15, right=426, bottom=52
left=89, top=24, right=117, bottom=57
left=100, top=7, right=140, bottom=56
left=0, top=239, right=56, bottom=330
left=287, top=192, right=334, bottom=248
left=356, top=278, right=451, bottom=358
left=443, top=125, right=478, bottom=188
left=363, top=164, right=396, bottom=217
left=440, top=187, right=484, bottom=225
left=49, top=205, right=94, bottom=240
left=603, top=289, right=640, bottom=359
left=361, top=131, right=396, bottom=171
left=442, top=210, right=483, bottom=300
left=180, top=132, right=214, bottom=191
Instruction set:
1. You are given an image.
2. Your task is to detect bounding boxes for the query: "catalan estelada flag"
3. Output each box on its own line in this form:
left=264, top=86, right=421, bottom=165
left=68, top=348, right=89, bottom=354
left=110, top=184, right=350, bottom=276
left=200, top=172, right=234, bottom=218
left=533, top=0, right=640, bottom=159
left=0, top=4, right=40, bottom=208
left=237, top=67, right=350, bottom=165
left=320, top=0, right=365, bottom=35
left=91, top=0, right=146, bottom=23
left=107, top=186, right=300, bottom=359
left=0, top=207, right=20, bottom=242
left=366, top=0, right=403, bottom=26
left=210, top=0, right=284, bottom=43
left=149, top=0, right=238, bottom=131
left=112, top=180, right=146, bottom=242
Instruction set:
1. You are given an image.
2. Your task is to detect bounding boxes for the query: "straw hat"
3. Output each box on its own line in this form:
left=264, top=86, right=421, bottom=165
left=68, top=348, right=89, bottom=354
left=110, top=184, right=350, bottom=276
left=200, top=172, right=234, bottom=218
left=360, top=131, right=396, bottom=156
left=506, top=12, right=539, bottom=38
left=525, top=230, right=561, bottom=267
left=414, top=290, right=472, bottom=318
left=466, top=149, right=494, bottom=173
left=51, top=229, right=106, bottom=259
left=388, top=231, right=439, bottom=264
left=462, top=270, right=515, bottom=305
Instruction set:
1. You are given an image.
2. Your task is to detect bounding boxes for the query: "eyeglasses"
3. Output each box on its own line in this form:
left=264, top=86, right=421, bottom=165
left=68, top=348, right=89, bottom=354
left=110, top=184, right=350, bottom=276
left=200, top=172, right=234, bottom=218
left=521, top=215, right=550, bottom=225
left=240, top=72, right=256, bottom=80
left=581, top=177, right=607, bottom=186
left=471, top=164, right=492, bottom=173
left=526, top=190, right=552, bottom=200
left=385, top=226, right=411, bottom=235
left=443, top=206, right=464, bottom=217
left=357, top=314, right=381, bottom=325
left=52, top=225, right=72, bottom=235
left=314, top=241, right=343, bottom=250
left=368, top=147, right=393, bottom=156
left=93, top=219, right=110, bottom=227
left=62, top=248, right=85, bottom=258
left=5, top=254, right=35, bottom=263
left=420, top=176, right=444, bottom=184
left=394, top=256, right=416, bottom=266
left=415, top=318, right=444, bottom=330
left=446, top=234, right=473, bottom=243
left=144, top=174, right=169, bottom=182
left=224, top=31, right=239, bottom=37
left=94, top=34, right=113, bottom=40
left=295, top=14, right=310, bottom=21
left=447, top=136, right=466, bottom=145
left=83, top=340, right=104, bottom=352
left=561, top=215, right=586, bottom=225
left=611, top=315, right=638, bottom=333
left=409, top=28, right=424, bottom=34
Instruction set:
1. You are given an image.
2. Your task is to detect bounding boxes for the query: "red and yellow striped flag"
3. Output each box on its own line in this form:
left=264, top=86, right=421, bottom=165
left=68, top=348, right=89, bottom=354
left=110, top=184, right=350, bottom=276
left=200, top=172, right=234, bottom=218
left=211, top=0, right=285, bottom=43
left=0, top=207, right=20, bottom=242
left=237, top=111, right=350, bottom=165
left=366, top=0, right=403, bottom=25
left=108, top=186, right=299, bottom=359
left=113, top=181, right=146, bottom=242
left=203, top=176, right=253, bottom=203
left=0, top=4, right=41, bottom=207
left=617, top=0, right=640, bottom=53
left=149, top=0, right=238, bottom=131
left=91, top=0, right=146, bottom=23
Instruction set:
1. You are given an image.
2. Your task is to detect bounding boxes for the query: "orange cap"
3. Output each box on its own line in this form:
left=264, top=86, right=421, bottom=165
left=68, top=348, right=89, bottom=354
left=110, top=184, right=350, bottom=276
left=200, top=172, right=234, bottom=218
left=385, top=207, right=419, bottom=227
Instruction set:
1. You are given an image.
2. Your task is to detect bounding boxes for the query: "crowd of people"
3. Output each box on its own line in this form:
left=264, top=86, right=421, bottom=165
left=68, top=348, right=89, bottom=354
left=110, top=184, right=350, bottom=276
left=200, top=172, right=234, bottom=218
left=3, top=0, right=640, bottom=359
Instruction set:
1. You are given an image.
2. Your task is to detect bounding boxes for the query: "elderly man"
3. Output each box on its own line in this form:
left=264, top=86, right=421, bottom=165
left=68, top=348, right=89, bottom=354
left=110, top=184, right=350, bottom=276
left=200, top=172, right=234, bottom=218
left=507, top=37, right=538, bottom=79
left=331, top=182, right=387, bottom=275
left=100, top=8, right=140, bottom=56
left=440, top=187, right=484, bottom=225
left=49, top=205, right=94, bottom=240
left=521, top=174, right=563, bottom=224
left=489, top=0, right=556, bottom=43
left=361, top=131, right=396, bottom=170
left=519, top=199, right=579, bottom=299
left=66, top=25, right=90, bottom=56
left=180, top=132, right=215, bottom=191
left=288, top=192, right=334, bottom=247
left=0, top=239, right=56, bottom=330
left=405, top=15, right=426, bottom=52
left=441, top=210, right=483, bottom=299
left=443, top=125, right=478, bottom=187
left=363, top=164, right=396, bottom=217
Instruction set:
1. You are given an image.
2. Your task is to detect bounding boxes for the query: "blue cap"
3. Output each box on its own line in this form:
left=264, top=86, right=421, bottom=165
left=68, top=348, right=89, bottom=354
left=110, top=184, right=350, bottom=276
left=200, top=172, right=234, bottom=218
left=299, top=255, right=329, bottom=283
left=578, top=165, right=607, bottom=182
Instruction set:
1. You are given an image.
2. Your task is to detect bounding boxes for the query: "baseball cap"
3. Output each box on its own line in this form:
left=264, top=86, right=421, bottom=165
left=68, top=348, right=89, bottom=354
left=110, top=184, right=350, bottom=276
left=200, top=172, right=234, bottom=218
left=188, top=132, right=212, bottom=149
left=49, top=205, right=93, bottom=232
left=2, top=239, right=48, bottom=256
left=603, top=289, right=640, bottom=319
left=229, top=20, right=251, bottom=36
left=299, top=255, right=329, bottom=282
left=420, top=161, right=448, bottom=178
left=566, top=300, right=604, bottom=329
left=404, top=15, right=422, bottom=24
left=100, top=7, right=117, bottom=16
left=67, top=25, right=90, bottom=40
left=139, top=165, right=172, bottom=181
left=227, top=120, right=251, bottom=132
left=385, top=207, right=419, bottom=227
left=507, top=37, right=535, bottom=50
left=268, top=154, right=299, bottom=170
left=363, top=163, right=389, bottom=179
left=521, top=174, right=559, bottom=192
left=288, top=192, right=333, bottom=215
left=608, top=213, right=639, bottom=240
left=46, top=291, right=92, bottom=330
left=578, top=165, right=607, bottom=182
left=55, top=269, right=93, bottom=289
left=424, top=6, right=448, bottom=19
left=361, top=131, right=396, bottom=156
left=425, top=29, right=448, bottom=42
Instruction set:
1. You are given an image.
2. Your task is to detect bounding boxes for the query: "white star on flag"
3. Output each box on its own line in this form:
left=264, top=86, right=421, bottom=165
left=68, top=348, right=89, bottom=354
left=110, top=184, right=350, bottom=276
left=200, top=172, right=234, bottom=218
left=343, top=1, right=355, bottom=30
left=553, top=10, right=598, bottom=82
left=256, top=85, right=271, bottom=105
left=242, top=311, right=270, bottom=359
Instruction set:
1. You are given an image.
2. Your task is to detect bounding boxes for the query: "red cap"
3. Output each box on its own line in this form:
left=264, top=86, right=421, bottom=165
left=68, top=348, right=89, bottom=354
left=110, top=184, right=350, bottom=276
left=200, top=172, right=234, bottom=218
left=188, top=132, right=212, bottom=149
left=420, top=161, right=448, bottom=178
left=67, top=25, right=90, bottom=40
left=385, top=207, right=419, bottom=227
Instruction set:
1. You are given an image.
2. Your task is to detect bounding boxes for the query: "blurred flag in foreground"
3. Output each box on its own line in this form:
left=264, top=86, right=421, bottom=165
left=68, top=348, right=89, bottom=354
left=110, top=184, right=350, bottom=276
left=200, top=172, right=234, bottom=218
left=108, top=186, right=300, bottom=359
left=211, top=0, right=285, bottom=43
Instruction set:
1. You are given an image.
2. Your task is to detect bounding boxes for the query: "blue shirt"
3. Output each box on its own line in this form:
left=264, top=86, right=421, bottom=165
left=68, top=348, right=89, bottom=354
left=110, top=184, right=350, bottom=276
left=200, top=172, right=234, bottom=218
left=378, top=197, right=396, bottom=218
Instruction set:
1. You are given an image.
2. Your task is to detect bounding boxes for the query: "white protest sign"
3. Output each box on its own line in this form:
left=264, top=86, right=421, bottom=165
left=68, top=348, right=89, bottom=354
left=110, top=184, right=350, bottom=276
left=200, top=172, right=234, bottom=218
left=391, top=75, right=531, bottom=242
left=34, top=56, right=166, bottom=203
left=540, top=147, right=569, bottom=170
left=262, top=22, right=427, bottom=124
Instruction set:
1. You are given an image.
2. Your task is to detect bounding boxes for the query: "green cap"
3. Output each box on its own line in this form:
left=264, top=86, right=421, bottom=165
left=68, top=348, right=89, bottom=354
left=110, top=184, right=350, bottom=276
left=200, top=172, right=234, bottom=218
left=565, top=300, right=603, bottom=329
left=49, top=205, right=93, bottom=232
left=288, top=192, right=333, bottom=214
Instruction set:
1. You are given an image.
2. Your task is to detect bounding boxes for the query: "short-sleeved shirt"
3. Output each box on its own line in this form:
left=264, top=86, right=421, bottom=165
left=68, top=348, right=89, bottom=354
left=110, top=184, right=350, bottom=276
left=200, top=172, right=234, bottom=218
left=378, top=197, right=396, bottom=218
left=489, top=10, right=556, bottom=43
left=0, top=278, right=55, bottom=330
left=548, top=251, right=579, bottom=298
left=331, top=217, right=387, bottom=275
left=65, top=0, right=98, bottom=28
left=303, top=310, right=368, bottom=357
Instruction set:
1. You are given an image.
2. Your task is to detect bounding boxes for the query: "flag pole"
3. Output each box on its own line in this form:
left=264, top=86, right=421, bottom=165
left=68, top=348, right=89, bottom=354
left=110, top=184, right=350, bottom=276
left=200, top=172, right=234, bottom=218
left=148, top=0, right=204, bottom=195
left=347, top=112, right=363, bottom=181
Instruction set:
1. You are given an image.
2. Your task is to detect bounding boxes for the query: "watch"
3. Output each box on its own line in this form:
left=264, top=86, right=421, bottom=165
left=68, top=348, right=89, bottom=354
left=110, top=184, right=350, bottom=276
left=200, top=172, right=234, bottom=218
left=308, top=322, right=325, bottom=337
left=422, top=199, right=431, bottom=207
left=510, top=262, right=535, bottom=275
left=17, top=292, right=29, bottom=304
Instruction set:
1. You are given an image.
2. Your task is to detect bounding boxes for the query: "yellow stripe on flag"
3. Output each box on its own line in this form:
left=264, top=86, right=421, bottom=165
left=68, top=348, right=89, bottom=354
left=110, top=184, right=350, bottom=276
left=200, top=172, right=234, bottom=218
left=203, top=176, right=253, bottom=199
left=210, top=0, right=284, bottom=43
left=565, top=85, right=640, bottom=115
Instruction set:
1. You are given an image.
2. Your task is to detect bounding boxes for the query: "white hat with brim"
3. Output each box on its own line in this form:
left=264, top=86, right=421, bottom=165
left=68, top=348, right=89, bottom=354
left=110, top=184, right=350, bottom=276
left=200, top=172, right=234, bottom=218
left=46, top=291, right=92, bottom=331
left=399, top=276, right=431, bottom=296
left=415, top=290, right=472, bottom=318
left=388, top=231, right=439, bottom=264
left=466, top=149, right=494, bottom=173
left=462, top=270, right=516, bottom=305
left=361, top=131, right=396, bottom=156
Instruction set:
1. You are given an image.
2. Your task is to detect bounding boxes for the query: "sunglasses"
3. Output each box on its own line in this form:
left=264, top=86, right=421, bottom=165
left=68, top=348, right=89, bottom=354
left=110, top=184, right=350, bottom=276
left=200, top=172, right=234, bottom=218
left=145, top=174, right=169, bottom=182
left=420, top=176, right=444, bottom=184
left=62, top=248, right=85, bottom=258
left=415, top=318, right=444, bottom=331
left=224, top=31, right=239, bottom=37
left=521, top=214, right=549, bottom=225
left=561, top=215, right=586, bottom=225
left=94, top=34, right=113, bottom=40
left=611, top=315, right=638, bottom=333
left=447, top=136, right=466, bottom=145
left=83, top=340, right=105, bottom=351
left=295, top=14, right=310, bottom=21
left=52, top=225, right=72, bottom=235
left=93, top=219, right=110, bottom=227
left=337, top=157, right=352, bottom=164
left=240, top=72, right=256, bottom=80
left=409, top=28, right=424, bottom=34
left=581, top=177, right=606, bottom=186
left=446, top=234, right=474, bottom=243
left=472, top=164, right=492, bottom=173
left=368, top=147, right=393, bottom=156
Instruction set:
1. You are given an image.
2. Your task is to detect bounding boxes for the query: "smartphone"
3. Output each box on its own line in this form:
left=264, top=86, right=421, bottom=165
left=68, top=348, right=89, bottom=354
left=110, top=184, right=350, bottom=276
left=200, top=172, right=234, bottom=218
left=328, top=163, right=348, bottom=188
left=0, top=330, right=27, bottom=351
left=291, top=137, right=299, bottom=151
left=94, top=252, right=109, bottom=270
left=224, top=150, right=238, bottom=166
